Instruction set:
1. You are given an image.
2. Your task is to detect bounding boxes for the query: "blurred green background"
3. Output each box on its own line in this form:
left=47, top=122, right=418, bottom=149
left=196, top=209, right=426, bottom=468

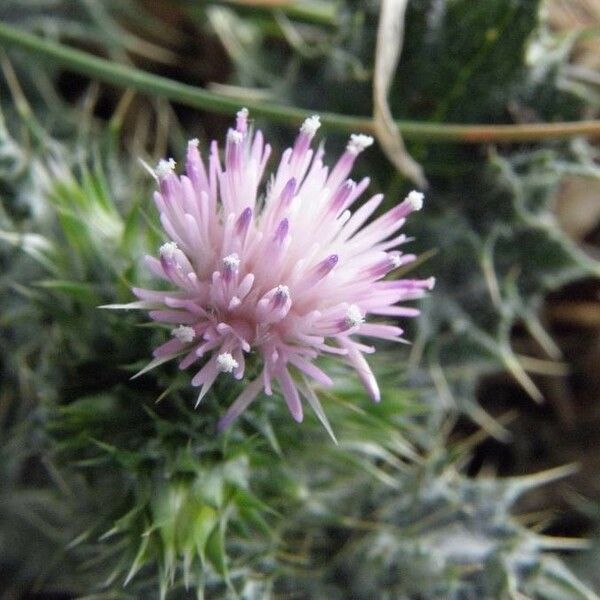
left=0, top=1, right=599, bottom=598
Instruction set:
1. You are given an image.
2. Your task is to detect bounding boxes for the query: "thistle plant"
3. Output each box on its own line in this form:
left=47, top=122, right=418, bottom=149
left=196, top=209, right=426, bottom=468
left=1, top=1, right=600, bottom=599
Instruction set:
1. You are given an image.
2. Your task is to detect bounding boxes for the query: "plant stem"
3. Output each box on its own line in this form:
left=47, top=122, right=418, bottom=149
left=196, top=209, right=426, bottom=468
left=208, top=0, right=339, bottom=26
left=1, top=22, right=600, bottom=143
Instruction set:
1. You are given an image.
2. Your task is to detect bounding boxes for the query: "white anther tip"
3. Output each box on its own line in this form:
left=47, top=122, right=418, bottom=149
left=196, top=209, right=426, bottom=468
left=155, top=158, right=176, bottom=178
left=344, top=304, right=365, bottom=328
left=159, top=241, right=178, bottom=259
left=274, top=284, right=290, bottom=298
left=389, top=254, right=402, bottom=269
left=222, top=253, right=240, bottom=270
left=227, top=130, right=244, bottom=144
left=216, top=352, right=239, bottom=373
left=406, top=190, right=424, bottom=211
left=301, top=115, right=321, bottom=136
left=347, top=134, right=374, bottom=155
left=171, top=325, right=195, bottom=343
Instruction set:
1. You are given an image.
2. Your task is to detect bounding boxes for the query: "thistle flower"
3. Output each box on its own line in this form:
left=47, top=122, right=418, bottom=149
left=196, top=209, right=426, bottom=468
left=122, top=109, right=433, bottom=433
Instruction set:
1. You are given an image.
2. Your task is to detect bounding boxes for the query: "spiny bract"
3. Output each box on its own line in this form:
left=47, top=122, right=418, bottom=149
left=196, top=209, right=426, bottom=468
left=124, top=109, right=433, bottom=431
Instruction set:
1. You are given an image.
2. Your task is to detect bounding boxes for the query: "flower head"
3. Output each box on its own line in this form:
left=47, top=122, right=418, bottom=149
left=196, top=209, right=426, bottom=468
left=131, top=109, right=433, bottom=431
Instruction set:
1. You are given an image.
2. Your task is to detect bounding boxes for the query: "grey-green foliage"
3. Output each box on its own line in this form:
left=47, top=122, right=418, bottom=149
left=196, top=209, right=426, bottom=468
left=1, top=0, right=599, bottom=599
left=275, top=456, right=597, bottom=600
left=320, top=463, right=597, bottom=600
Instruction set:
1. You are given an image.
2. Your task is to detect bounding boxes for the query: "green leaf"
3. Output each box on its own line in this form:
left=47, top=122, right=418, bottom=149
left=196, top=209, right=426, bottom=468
left=35, top=279, right=99, bottom=304
left=205, top=521, right=227, bottom=577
